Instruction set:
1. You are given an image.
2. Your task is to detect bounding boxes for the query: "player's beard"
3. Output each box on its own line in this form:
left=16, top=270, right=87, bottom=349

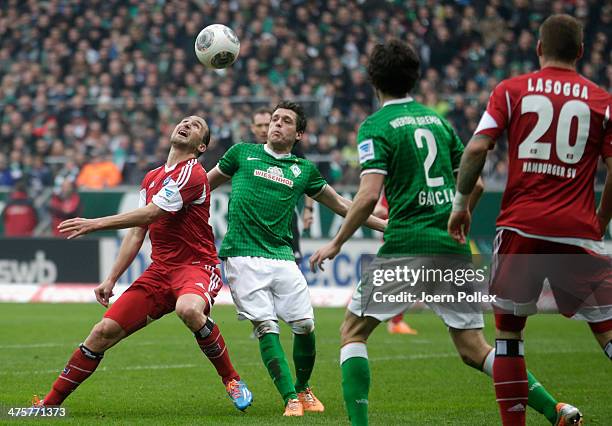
left=170, top=134, right=198, bottom=154
left=268, top=131, right=296, bottom=153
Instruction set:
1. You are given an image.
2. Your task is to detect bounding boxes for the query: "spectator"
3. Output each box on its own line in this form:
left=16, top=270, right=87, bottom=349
left=0, top=0, right=609, bottom=188
left=0, top=153, right=14, bottom=186
left=48, top=180, right=82, bottom=237
left=2, top=180, right=38, bottom=236
left=29, top=155, right=53, bottom=196
left=76, top=148, right=122, bottom=189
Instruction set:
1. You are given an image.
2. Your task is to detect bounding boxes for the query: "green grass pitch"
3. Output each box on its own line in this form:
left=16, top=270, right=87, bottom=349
left=0, top=304, right=610, bottom=425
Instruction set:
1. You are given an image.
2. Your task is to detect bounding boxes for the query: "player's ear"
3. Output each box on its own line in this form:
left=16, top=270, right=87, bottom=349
left=536, top=40, right=543, bottom=57
left=197, top=143, right=207, bottom=156
left=295, top=131, right=304, bottom=143
left=577, top=43, right=584, bottom=61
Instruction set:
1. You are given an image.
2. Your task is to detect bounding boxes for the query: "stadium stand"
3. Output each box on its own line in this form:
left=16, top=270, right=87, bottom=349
left=0, top=0, right=609, bottom=199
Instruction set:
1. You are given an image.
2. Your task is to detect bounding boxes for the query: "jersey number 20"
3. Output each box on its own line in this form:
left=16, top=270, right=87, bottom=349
left=518, top=95, right=590, bottom=165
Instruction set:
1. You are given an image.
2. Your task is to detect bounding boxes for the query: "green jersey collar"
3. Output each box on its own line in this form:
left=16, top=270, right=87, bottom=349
left=382, top=96, right=414, bottom=107
left=264, top=144, right=293, bottom=159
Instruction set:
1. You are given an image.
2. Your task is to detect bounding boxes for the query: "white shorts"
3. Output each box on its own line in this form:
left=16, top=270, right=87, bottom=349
left=223, top=256, right=314, bottom=323
left=348, top=256, right=484, bottom=330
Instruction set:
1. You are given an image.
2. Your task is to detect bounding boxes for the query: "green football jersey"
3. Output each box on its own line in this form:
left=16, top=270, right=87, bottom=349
left=358, top=97, right=470, bottom=256
left=218, top=143, right=327, bottom=260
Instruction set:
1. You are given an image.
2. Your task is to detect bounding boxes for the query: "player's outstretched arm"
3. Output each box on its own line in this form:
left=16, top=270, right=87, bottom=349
left=315, top=178, right=386, bottom=232
left=448, top=135, right=493, bottom=244
left=58, top=202, right=167, bottom=239
left=95, top=226, right=147, bottom=307
left=207, top=166, right=231, bottom=191
left=310, top=174, right=385, bottom=271
left=596, top=157, right=612, bottom=236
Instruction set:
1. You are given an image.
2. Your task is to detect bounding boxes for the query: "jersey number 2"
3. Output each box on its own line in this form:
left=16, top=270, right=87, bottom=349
left=414, top=128, right=444, bottom=187
left=518, top=95, right=590, bottom=164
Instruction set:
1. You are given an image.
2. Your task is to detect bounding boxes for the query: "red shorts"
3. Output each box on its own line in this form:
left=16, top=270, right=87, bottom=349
left=490, top=229, right=612, bottom=321
left=105, top=263, right=223, bottom=334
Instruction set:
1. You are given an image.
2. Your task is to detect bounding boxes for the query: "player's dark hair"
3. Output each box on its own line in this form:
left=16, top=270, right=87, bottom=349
left=195, top=118, right=210, bottom=158
left=539, top=14, right=583, bottom=63
left=273, top=100, right=307, bottom=133
left=201, top=126, right=210, bottom=147
left=251, top=107, right=272, bottom=123
left=367, top=39, right=420, bottom=97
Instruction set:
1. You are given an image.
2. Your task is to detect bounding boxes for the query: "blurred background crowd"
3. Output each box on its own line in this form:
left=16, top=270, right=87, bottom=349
left=0, top=0, right=610, bottom=235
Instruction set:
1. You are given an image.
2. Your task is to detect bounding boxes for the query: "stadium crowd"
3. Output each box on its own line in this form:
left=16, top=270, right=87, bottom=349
left=0, top=0, right=610, bottom=200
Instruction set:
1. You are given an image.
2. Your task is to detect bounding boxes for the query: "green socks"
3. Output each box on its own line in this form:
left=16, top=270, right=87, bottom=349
left=293, top=332, right=316, bottom=392
left=527, top=370, right=558, bottom=424
left=259, top=333, right=297, bottom=403
left=341, top=342, right=370, bottom=426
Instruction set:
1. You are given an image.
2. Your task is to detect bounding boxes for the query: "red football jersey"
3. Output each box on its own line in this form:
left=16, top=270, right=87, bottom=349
left=140, top=158, right=218, bottom=266
left=475, top=67, right=612, bottom=241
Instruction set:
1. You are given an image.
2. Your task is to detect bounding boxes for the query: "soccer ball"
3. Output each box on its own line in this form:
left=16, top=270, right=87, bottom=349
left=194, top=24, right=240, bottom=69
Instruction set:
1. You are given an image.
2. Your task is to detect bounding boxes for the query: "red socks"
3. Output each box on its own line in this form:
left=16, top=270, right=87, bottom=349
left=195, top=319, right=240, bottom=385
left=390, top=314, right=403, bottom=324
left=493, top=339, right=528, bottom=425
left=43, top=345, right=103, bottom=405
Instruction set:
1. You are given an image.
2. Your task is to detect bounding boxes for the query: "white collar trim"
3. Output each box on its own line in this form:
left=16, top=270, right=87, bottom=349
left=382, top=96, right=414, bottom=107
left=264, top=144, right=292, bottom=159
left=164, top=163, right=178, bottom=173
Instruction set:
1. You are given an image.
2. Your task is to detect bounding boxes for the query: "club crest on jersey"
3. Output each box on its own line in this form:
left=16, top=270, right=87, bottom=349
left=290, top=164, right=301, bottom=177
left=254, top=167, right=293, bottom=187
left=358, top=139, right=375, bottom=163
left=163, top=176, right=171, bottom=185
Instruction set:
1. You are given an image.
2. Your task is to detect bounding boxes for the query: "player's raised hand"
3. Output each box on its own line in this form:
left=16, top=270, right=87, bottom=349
left=309, top=241, right=341, bottom=272
left=447, top=210, right=471, bottom=244
left=94, top=279, right=116, bottom=307
left=58, top=217, right=99, bottom=239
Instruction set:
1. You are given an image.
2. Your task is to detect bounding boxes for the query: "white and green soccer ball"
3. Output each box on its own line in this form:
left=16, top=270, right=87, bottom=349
left=194, top=24, right=240, bottom=69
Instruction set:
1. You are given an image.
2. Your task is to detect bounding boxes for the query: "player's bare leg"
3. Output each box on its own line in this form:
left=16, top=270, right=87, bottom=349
left=251, top=319, right=303, bottom=416
left=449, top=328, right=582, bottom=425
left=38, top=318, right=127, bottom=406
left=289, top=318, right=324, bottom=412
left=340, top=310, right=380, bottom=426
left=175, top=293, right=252, bottom=411
left=589, top=320, right=612, bottom=360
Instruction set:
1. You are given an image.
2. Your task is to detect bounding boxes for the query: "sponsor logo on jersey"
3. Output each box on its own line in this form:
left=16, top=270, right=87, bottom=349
left=290, top=164, right=301, bottom=177
left=358, top=139, right=375, bottom=163
left=254, top=169, right=293, bottom=187
left=267, top=166, right=284, bottom=177
left=149, top=181, right=155, bottom=188
left=160, top=178, right=177, bottom=199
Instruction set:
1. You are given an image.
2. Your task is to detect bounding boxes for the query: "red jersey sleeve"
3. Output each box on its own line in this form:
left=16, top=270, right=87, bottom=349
left=152, top=160, right=206, bottom=212
left=474, top=81, right=510, bottom=140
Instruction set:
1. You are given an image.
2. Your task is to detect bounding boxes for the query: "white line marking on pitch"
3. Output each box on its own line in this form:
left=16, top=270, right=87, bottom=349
left=0, top=348, right=597, bottom=376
